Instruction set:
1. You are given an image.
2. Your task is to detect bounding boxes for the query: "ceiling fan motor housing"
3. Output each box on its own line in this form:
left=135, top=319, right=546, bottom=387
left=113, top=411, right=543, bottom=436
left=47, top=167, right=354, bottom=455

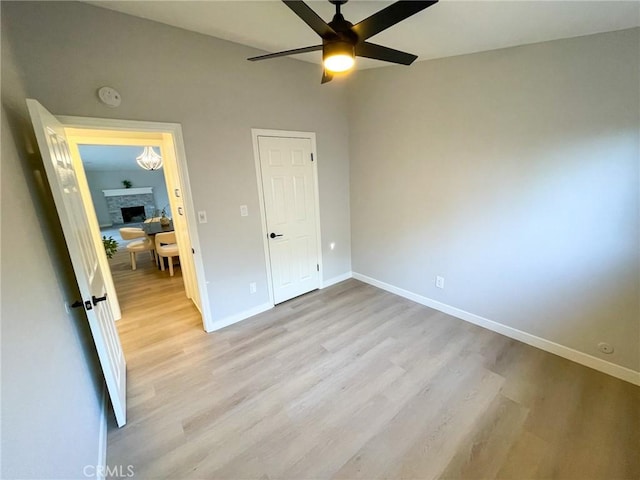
left=327, top=12, right=357, bottom=43
left=323, top=39, right=355, bottom=58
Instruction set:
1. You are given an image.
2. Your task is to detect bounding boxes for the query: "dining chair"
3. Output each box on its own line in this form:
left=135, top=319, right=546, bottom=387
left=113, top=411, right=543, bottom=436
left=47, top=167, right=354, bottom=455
left=119, top=227, right=154, bottom=270
left=155, top=231, right=180, bottom=276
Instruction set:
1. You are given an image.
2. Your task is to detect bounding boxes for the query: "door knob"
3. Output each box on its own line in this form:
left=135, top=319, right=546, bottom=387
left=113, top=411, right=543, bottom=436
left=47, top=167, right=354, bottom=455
left=92, top=293, right=108, bottom=306
left=270, top=233, right=283, bottom=239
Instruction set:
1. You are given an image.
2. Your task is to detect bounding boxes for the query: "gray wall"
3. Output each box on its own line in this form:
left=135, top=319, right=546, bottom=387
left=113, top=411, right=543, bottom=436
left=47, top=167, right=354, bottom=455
left=348, top=29, right=640, bottom=371
left=84, top=169, right=170, bottom=226
left=2, top=1, right=352, bottom=324
left=1, top=1, right=351, bottom=477
left=1, top=13, right=104, bottom=479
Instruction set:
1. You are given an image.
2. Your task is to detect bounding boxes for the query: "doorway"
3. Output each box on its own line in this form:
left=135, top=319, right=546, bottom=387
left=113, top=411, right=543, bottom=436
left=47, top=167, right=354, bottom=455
left=61, top=117, right=213, bottom=331
left=252, top=129, right=323, bottom=305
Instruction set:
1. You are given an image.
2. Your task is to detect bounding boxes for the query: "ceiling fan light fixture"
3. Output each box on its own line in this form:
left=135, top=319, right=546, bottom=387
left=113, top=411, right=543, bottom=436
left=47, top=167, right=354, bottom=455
left=248, top=0, right=438, bottom=83
left=136, top=146, right=163, bottom=171
left=323, top=41, right=355, bottom=73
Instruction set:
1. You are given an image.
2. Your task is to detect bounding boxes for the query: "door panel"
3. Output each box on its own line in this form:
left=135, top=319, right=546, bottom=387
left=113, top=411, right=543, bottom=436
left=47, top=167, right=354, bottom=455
left=258, top=136, right=319, bottom=304
left=27, top=99, right=127, bottom=427
left=271, top=177, right=287, bottom=225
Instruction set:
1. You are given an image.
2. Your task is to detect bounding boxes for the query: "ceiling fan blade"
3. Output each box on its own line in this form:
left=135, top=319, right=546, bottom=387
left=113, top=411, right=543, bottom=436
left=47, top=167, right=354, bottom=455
left=282, top=0, right=337, bottom=39
left=356, top=42, right=417, bottom=65
left=352, top=1, right=438, bottom=41
left=321, top=69, right=334, bottom=84
left=248, top=45, right=323, bottom=61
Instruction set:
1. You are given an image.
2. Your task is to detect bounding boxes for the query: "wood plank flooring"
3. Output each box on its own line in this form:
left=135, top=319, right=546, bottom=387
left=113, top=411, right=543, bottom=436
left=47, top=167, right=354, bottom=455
left=106, top=254, right=640, bottom=479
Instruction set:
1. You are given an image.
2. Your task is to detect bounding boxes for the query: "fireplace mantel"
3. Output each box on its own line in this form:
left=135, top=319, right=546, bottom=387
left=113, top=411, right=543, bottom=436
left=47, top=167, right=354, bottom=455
left=102, top=187, right=153, bottom=197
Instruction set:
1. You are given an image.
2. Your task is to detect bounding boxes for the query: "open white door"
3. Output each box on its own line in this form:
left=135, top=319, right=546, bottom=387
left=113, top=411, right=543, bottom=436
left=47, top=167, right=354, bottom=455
left=27, top=99, right=127, bottom=427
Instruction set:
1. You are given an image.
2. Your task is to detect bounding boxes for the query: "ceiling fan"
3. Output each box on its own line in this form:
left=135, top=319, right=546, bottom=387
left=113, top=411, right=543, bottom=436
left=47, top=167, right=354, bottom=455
left=248, top=0, right=438, bottom=84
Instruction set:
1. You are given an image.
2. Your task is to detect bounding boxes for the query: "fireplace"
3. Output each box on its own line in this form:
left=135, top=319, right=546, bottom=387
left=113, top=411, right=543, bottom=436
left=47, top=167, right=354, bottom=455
left=103, top=187, right=155, bottom=224
left=121, top=206, right=146, bottom=223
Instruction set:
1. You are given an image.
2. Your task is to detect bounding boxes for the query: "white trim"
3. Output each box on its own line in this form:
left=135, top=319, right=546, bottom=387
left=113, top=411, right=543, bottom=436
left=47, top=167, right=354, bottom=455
left=250, top=128, right=323, bottom=307
left=102, top=187, right=153, bottom=197
left=207, top=302, right=273, bottom=332
left=96, top=387, right=108, bottom=480
left=352, top=272, right=640, bottom=386
left=321, top=271, right=353, bottom=289
left=251, top=132, right=275, bottom=307
left=58, top=115, right=214, bottom=332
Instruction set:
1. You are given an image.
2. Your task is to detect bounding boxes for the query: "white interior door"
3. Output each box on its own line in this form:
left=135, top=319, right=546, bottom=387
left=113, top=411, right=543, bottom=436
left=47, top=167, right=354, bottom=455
left=27, top=99, right=127, bottom=427
left=258, top=135, right=320, bottom=304
left=66, top=140, right=122, bottom=322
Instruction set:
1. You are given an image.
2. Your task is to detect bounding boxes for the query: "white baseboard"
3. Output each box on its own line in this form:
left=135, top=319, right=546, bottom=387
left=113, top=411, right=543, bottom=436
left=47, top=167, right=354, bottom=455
left=206, top=273, right=354, bottom=333
left=96, top=387, right=108, bottom=480
left=352, top=272, right=640, bottom=386
left=207, top=302, right=273, bottom=332
left=321, top=271, right=353, bottom=289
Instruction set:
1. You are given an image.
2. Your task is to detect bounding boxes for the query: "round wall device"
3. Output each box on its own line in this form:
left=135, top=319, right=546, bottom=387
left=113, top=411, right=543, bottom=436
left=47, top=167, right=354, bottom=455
left=98, top=86, right=121, bottom=107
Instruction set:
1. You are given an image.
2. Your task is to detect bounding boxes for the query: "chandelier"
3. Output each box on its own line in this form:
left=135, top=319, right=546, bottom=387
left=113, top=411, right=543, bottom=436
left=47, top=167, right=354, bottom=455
left=136, top=146, right=163, bottom=171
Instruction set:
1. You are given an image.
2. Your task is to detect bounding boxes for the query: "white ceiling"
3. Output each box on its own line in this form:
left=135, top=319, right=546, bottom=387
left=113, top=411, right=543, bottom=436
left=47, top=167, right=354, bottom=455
left=87, top=0, right=640, bottom=70
left=79, top=145, right=162, bottom=171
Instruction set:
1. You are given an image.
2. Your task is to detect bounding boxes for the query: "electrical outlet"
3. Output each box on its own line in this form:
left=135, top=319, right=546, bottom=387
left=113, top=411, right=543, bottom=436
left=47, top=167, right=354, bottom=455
left=436, top=276, right=445, bottom=289
left=240, top=205, right=248, bottom=217
left=249, top=282, right=257, bottom=294
left=197, top=211, right=207, bottom=223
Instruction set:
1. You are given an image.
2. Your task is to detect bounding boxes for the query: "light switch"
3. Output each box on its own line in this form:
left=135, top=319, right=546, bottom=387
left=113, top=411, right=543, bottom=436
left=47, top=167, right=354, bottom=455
left=197, top=211, right=207, bottom=223
left=240, top=205, right=248, bottom=217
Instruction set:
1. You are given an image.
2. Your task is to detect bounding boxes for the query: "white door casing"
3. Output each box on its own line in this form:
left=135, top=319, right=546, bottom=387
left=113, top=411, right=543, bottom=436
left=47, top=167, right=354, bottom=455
left=59, top=116, right=213, bottom=333
left=161, top=133, right=201, bottom=311
left=27, top=99, right=127, bottom=427
left=256, top=133, right=321, bottom=304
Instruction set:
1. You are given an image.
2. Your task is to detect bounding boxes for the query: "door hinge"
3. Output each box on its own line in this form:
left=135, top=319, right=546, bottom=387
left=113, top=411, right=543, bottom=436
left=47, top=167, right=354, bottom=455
left=192, top=248, right=195, bottom=254
left=317, top=264, right=319, bottom=272
left=310, top=153, right=314, bottom=162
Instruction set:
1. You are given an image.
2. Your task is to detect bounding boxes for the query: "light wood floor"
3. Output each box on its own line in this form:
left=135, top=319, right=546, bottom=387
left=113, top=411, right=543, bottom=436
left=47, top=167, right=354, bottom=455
left=106, top=254, right=639, bottom=479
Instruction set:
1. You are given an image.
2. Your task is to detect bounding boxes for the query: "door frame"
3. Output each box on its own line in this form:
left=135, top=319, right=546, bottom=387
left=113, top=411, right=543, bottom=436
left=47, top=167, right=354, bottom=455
left=251, top=129, right=323, bottom=306
left=59, top=115, right=214, bottom=332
